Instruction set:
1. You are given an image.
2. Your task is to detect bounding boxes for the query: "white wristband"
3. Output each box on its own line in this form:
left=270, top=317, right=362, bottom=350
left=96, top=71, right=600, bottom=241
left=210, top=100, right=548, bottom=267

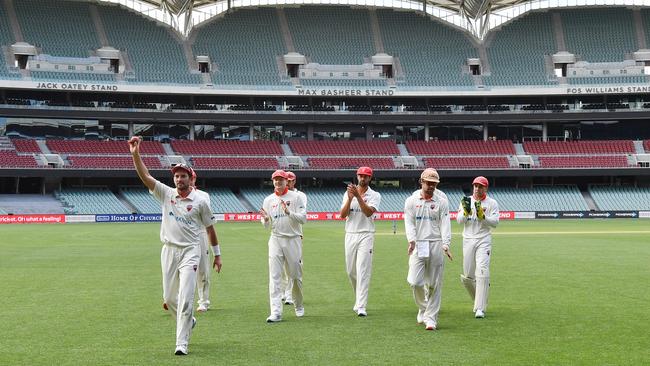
left=212, top=245, right=221, bottom=256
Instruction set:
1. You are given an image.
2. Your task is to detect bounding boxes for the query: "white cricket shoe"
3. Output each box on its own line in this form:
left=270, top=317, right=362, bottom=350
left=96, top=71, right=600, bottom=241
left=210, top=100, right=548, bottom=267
left=266, top=314, right=282, bottom=323
left=475, top=309, right=485, bottom=318
left=295, top=307, right=304, bottom=317
left=197, top=304, right=208, bottom=313
left=174, top=345, right=188, bottom=355
left=416, top=310, right=424, bottom=324
left=356, top=308, right=367, bottom=317
left=425, top=322, right=437, bottom=331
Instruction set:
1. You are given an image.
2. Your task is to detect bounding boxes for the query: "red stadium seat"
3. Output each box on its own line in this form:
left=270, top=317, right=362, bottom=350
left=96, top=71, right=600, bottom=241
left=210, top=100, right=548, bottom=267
left=171, top=140, right=283, bottom=156
left=47, top=140, right=165, bottom=155
left=308, top=157, right=395, bottom=169
left=191, top=157, right=279, bottom=169
left=523, top=140, right=634, bottom=155
left=537, top=155, right=630, bottom=168
left=424, top=156, right=511, bottom=169
left=0, top=151, right=40, bottom=167
left=11, top=139, right=42, bottom=153
left=289, top=140, right=400, bottom=156
left=406, top=140, right=515, bottom=155
left=67, top=156, right=163, bottom=169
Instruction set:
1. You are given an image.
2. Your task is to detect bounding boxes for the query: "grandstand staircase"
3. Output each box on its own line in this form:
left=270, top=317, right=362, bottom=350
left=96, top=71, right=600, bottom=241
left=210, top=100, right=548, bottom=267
left=36, top=140, right=51, bottom=154
left=89, top=4, right=110, bottom=47
left=368, top=9, right=385, bottom=54
left=580, top=189, right=599, bottom=211
left=4, top=0, right=24, bottom=42
left=235, top=191, right=256, bottom=213
left=633, top=140, right=646, bottom=154
left=632, top=9, right=647, bottom=49
left=116, top=191, right=138, bottom=214
left=276, top=8, right=295, bottom=53
left=552, top=13, right=566, bottom=52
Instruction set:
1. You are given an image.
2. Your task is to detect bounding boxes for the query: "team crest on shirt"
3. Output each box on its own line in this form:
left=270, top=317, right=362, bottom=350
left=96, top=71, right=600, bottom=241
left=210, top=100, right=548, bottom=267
left=430, top=203, right=436, bottom=210
left=171, top=200, right=176, bottom=204
left=193, top=265, right=197, bottom=272
left=286, top=201, right=291, bottom=206
left=186, top=205, right=193, bottom=211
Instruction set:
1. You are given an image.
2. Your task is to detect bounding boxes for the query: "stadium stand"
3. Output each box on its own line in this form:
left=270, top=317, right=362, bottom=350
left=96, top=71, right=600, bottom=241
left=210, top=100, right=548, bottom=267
left=285, top=6, right=375, bottom=65
left=424, top=156, right=511, bottom=169
left=537, top=155, right=630, bottom=168
left=377, top=9, right=476, bottom=88
left=0, top=151, right=39, bottom=167
left=308, top=157, right=395, bottom=169
left=589, top=186, right=650, bottom=210
left=171, top=140, right=283, bottom=156
left=11, top=139, right=41, bottom=153
left=191, top=157, right=280, bottom=170
left=489, top=186, right=589, bottom=211
left=406, top=140, right=515, bottom=155
left=0, top=194, right=64, bottom=214
left=485, top=12, right=556, bottom=86
left=122, top=186, right=247, bottom=213
left=289, top=140, right=400, bottom=155
left=98, top=4, right=200, bottom=84
left=66, top=155, right=163, bottom=169
left=30, top=71, right=116, bottom=83
left=0, top=2, right=20, bottom=79
left=523, top=140, right=635, bottom=154
left=299, top=187, right=342, bottom=212
left=120, top=187, right=160, bottom=214
left=300, top=79, right=387, bottom=87
left=15, top=0, right=100, bottom=58
left=561, top=8, right=636, bottom=62
left=239, top=187, right=268, bottom=211
left=208, top=187, right=249, bottom=213
left=192, top=8, right=291, bottom=88
left=46, top=140, right=165, bottom=155
left=56, top=188, right=131, bottom=214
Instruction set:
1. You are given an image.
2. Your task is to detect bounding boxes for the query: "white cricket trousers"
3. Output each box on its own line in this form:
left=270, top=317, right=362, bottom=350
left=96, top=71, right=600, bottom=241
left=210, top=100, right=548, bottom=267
left=196, top=232, right=212, bottom=308
left=161, top=243, right=200, bottom=348
left=345, top=232, right=374, bottom=311
left=407, top=240, right=445, bottom=327
left=268, top=235, right=303, bottom=316
left=463, top=236, right=491, bottom=311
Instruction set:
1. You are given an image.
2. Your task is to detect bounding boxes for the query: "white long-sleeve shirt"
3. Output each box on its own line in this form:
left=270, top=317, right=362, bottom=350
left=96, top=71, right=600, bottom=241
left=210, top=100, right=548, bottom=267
left=262, top=189, right=307, bottom=237
left=404, top=189, right=451, bottom=246
left=456, top=195, right=499, bottom=239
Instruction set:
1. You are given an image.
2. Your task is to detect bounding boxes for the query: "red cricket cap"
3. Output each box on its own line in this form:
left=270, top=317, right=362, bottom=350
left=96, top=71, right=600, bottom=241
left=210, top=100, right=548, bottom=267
left=285, top=171, right=296, bottom=181
left=473, top=176, right=489, bottom=187
left=356, top=166, right=373, bottom=177
left=171, top=163, right=194, bottom=177
left=271, top=170, right=288, bottom=179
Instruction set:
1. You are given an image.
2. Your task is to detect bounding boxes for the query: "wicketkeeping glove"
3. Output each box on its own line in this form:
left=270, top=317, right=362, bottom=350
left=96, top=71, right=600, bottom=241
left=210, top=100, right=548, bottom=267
left=461, top=197, right=472, bottom=216
left=474, top=201, right=485, bottom=220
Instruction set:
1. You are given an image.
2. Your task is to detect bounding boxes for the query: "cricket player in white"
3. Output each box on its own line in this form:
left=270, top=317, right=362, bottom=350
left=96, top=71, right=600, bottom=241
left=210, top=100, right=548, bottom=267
left=404, top=168, right=453, bottom=331
left=260, top=170, right=307, bottom=322
left=457, top=176, right=499, bottom=319
left=129, top=136, right=220, bottom=356
left=190, top=171, right=222, bottom=313
left=280, top=171, right=307, bottom=306
left=340, top=166, right=381, bottom=317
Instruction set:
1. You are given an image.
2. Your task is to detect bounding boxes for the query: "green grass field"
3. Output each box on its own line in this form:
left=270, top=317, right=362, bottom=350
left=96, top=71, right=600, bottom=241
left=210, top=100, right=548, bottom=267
left=1, top=220, right=649, bottom=365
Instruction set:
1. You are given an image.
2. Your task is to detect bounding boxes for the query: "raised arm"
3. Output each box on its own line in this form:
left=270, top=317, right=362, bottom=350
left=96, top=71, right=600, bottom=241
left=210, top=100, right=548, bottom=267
left=129, top=136, right=156, bottom=191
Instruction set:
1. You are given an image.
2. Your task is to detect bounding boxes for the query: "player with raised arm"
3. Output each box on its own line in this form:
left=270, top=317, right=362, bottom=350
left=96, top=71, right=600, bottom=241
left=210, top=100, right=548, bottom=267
left=129, top=136, right=220, bottom=355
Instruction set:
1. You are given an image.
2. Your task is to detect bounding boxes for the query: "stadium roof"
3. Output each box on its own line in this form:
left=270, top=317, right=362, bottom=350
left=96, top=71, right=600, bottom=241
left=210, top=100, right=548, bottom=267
left=99, top=0, right=641, bottom=39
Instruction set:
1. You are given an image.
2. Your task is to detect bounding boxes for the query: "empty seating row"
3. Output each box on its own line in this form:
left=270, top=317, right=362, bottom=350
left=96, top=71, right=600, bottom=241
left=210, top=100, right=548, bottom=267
left=191, top=157, right=279, bottom=169
left=524, top=140, right=634, bottom=154
left=537, top=156, right=630, bottom=168
left=55, top=188, right=131, bottom=214
left=407, top=140, right=515, bottom=155
left=0, top=151, right=39, bottom=167
left=289, top=140, right=400, bottom=156
left=121, top=187, right=248, bottom=213
left=489, top=186, right=589, bottom=211
left=11, top=139, right=42, bottom=153
left=47, top=140, right=165, bottom=155
left=171, top=140, right=283, bottom=156
left=67, top=156, right=163, bottom=169
left=308, top=157, right=395, bottom=169
left=589, top=186, right=650, bottom=210
left=424, top=157, right=511, bottom=169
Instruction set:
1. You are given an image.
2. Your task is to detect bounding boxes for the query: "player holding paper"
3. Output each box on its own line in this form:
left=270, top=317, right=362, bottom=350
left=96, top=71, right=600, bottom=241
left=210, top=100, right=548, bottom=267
left=457, top=176, right=499, bottom=319
left=404, top=168, right=453, bottom=331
